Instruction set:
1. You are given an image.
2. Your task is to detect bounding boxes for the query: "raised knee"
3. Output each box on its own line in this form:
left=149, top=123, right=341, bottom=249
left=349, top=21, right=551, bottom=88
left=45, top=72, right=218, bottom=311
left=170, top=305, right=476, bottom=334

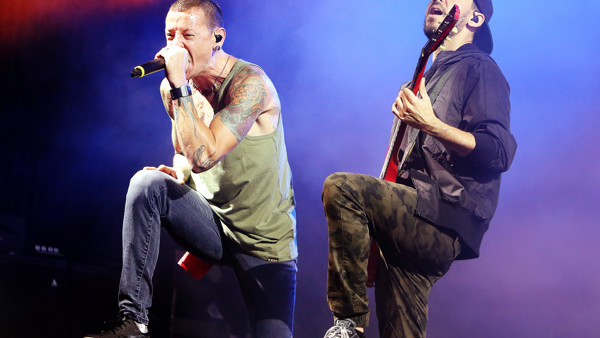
left=128, top=170, right=166, bottom=195
left=322, top=173, right=346, bottom=203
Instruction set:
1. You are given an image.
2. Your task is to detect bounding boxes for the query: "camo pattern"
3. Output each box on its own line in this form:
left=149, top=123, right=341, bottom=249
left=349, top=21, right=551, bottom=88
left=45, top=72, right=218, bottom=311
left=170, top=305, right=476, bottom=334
left=322, top=172, right=460, bottom=336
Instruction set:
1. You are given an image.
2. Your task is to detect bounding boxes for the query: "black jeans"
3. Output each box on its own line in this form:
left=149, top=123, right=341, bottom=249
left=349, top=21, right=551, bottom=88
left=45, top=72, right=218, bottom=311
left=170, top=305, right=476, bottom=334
left=118, top=169, right=296, bottom=337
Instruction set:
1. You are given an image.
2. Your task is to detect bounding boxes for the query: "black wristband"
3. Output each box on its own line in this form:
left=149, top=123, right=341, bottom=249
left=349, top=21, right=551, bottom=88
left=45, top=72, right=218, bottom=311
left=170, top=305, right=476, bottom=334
left=170, top=85, right=192, bottom=100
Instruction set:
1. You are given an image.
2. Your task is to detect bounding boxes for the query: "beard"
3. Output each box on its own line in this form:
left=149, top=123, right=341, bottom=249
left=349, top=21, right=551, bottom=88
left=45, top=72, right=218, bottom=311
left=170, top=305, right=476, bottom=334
left=423, top=18, right=437, bottom=39
left=423, top=25, right=435, bottom=40
left=423, top=14, right=468, bottom=41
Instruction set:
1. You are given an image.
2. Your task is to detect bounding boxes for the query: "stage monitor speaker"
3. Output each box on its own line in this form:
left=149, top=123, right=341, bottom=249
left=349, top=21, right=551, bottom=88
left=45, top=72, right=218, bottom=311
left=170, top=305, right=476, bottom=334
left=0, top=255, right=70, bottom=338
left=0, top=255, right=121, bottom=338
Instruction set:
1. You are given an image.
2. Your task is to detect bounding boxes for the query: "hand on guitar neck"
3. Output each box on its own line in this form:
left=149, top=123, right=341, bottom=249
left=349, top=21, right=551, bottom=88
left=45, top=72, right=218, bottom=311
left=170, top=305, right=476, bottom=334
left=391, top=65, right=476, bottom=157
left=392, top=79, right=441, bottom=135
left=389, top=4, right=475, bottom=158
left=390, top=4, right=459, bottom=134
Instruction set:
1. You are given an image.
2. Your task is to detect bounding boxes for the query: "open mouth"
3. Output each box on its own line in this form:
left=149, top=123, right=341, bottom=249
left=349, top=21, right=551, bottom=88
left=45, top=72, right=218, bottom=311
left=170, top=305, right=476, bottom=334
left=429, top=6, right=445, bottom=16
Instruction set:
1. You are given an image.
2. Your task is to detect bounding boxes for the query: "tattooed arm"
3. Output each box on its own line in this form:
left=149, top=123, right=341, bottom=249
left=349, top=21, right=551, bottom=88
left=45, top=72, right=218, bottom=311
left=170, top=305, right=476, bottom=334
left=160, top=65, right=276, bottom=173
left=159, top=79, right=215, bottom=179
left=139, top=80, right=190, bottom=184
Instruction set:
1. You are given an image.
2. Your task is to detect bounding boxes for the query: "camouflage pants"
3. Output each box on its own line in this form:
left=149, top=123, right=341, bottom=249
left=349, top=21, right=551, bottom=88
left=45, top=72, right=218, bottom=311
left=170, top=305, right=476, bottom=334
left=322, top=173, right=461, bottom=338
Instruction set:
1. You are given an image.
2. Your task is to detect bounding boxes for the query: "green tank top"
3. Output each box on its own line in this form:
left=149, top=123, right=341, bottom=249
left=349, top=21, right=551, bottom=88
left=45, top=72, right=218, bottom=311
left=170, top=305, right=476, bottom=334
left=190, top=59, right=297, bottom=262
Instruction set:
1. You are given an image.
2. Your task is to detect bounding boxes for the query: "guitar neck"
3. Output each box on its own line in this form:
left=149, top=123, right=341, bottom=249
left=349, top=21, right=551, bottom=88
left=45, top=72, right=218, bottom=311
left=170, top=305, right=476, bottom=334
left=409, top=51, right=430, bottom=95
left=380, top=5, right=459, bottom=182
left=409, top=5, right=460, bottom=95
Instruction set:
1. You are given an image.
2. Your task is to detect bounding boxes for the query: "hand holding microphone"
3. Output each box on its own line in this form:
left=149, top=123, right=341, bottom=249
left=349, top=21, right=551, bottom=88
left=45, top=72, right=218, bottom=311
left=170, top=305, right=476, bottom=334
left=131, top=45, right=189, bottom=87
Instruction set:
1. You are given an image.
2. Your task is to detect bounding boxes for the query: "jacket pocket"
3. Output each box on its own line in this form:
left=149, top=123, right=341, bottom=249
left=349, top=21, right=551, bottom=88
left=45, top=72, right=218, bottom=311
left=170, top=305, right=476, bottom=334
left=409, top=169, right=441, bottom=224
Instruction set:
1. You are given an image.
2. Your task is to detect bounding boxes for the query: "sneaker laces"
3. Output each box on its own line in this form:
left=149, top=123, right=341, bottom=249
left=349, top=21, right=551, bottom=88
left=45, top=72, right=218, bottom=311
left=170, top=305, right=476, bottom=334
left=99, top=313, right=142, bottom=334
left=324, top=319, right=359, bottom=338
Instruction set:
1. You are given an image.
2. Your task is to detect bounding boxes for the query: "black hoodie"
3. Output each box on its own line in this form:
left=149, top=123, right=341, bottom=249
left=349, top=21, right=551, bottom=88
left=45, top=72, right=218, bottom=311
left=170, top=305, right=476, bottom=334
left=392, top=43, right=517, bottom=259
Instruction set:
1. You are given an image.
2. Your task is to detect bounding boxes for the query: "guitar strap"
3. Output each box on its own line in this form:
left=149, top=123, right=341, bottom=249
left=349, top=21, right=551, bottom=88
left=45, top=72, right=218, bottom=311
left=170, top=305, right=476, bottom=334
left=398, top=66, right=455, bottom=176
left=366, top=64, right=457, bottom=287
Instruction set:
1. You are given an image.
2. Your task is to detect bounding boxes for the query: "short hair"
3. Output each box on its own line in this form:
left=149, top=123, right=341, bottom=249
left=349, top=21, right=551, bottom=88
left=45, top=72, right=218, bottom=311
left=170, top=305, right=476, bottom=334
left=169, top=0, right=224, bottom=30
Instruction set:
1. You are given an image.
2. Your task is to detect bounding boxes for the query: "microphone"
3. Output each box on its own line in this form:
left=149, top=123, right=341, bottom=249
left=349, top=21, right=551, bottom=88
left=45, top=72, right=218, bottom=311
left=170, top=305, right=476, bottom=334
left=131, top=57, right=165, bottom=78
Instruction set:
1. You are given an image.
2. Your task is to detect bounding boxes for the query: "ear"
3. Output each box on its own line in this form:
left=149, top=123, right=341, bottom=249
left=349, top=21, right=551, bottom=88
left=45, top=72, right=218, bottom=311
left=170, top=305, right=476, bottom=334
left=214, top=27, right=226, bottom=46
left=466, top=11, right=485, bottom=29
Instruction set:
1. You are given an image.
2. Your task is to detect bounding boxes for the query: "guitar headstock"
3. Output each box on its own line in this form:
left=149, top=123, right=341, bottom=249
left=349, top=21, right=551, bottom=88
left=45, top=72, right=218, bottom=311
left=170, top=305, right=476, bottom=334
left=423, top=4, right=460, bottom=57
left=410, top=4, right=460, bottom=93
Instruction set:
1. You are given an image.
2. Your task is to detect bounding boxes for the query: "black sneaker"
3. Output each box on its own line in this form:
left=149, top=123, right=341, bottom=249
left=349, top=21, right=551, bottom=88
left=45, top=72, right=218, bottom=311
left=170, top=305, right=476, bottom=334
left=84, top=314, right=149, bottom=338
left=323, top=319, right=366, bottom=338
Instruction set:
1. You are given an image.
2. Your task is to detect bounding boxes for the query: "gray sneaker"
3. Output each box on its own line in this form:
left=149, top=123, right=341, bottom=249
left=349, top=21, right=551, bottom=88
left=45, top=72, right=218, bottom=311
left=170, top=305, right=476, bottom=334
left=323, top=319, right=366, bottom=338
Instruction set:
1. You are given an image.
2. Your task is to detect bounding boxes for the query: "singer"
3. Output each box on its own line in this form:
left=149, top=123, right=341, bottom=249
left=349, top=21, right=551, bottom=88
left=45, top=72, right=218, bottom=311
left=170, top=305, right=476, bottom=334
left=86, top=1, right=297, bottom=337
left=321, top=0, right=516, bottom=337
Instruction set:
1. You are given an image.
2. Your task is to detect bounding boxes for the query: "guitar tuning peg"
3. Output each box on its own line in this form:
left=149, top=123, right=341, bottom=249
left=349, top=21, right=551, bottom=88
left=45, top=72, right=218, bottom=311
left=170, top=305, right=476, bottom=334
left=452, top=27, right=458, bottom=34
left=439, top=44, right=446, bottom=50
left=445, top=36, right=452, bottom=42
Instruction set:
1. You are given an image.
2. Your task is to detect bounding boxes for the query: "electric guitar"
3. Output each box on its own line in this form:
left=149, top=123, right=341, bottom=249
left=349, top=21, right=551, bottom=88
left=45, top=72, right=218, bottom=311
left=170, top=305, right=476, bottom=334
left=381, top=4, right=460, bottom=181
left=367, top=5, right=460, bottom=287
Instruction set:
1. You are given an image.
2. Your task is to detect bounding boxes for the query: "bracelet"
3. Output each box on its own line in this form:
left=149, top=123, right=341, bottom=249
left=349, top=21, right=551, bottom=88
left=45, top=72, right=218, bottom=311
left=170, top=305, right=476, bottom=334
left=170, top=85, right=192, bottom=100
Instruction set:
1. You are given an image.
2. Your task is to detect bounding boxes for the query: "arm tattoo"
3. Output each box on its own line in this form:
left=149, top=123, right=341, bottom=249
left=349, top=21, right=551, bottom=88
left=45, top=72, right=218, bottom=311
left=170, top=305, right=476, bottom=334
left=174, top=95, right=216, bottom=169
left=193, top=145, right=219, bottom=170
left=161, top=91, right=171, bottom=114
left=219, top=74, right=267, bottom=142
left=174, top=96, right=202, bottom=139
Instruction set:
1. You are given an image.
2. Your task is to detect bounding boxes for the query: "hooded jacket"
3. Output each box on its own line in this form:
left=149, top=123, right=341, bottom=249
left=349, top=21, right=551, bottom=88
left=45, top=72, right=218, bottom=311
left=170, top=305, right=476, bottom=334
left=394, top=43, right=517, bottom=259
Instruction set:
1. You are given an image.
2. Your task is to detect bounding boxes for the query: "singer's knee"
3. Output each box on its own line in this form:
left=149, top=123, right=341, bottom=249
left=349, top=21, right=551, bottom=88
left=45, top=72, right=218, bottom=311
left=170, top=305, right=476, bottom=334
left=128, top=170, right=168, bottom=199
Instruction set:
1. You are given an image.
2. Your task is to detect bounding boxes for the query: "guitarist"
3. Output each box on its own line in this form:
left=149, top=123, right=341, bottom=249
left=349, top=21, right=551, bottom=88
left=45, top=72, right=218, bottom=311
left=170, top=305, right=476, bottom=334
left=322, top=1, right=517, bottom=337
